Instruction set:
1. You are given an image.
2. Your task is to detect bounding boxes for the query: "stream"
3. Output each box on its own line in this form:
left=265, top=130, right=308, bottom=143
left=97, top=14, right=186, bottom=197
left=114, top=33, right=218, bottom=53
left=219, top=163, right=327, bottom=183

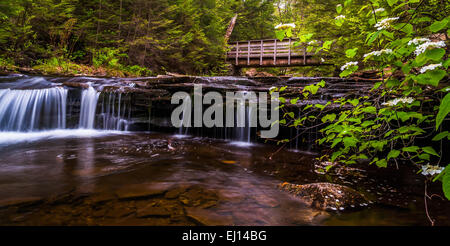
left=0, top=74, right=449, bottom=226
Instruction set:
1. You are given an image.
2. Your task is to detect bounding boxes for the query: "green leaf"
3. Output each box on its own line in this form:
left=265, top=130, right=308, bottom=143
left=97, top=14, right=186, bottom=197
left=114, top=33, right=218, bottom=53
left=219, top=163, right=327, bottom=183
left=345, top=48, right=358, bottom=58
left=321, top=113, right=336, bottom=123
left=348, top=99, right=359, bottom=106
left=387, top=149, right=400, bottom=160
left=376, top=159, right=387, bottom=168
left=430, top=19, right=449, bottom=32
left=432, top=131, right=449, bottom=141
left=343, top=137, right=357, bottom=148
left=418, top=154, right=430, bottom=161
left=436, top=93, right=450, bottom=130
left=335, top=19, right=344, bottom=27
left=402, top=146, right=420, bottom=152
left=417, top=69, right=446, bottom=87
left=331, top=150, right=342, bottom=162
left=322, top=40, right=333, bottom=50
left=425, top=48, right=445, bottom=61
left=443, top=166, right=450, bottom=200
left=362, top=106, right=377, bottom=114
left=387, top=0, right=399, bottom=6
left=331, top=138, right=342, bottom=148
left=336, top=4, right=343, bottom=14
left=422, top=146, right=440, bottom=157
left=395, top=23, right=413, bottom=34
left=275, top=30, right=286, bottom=41
left=367, top=31, right=381, bottom=45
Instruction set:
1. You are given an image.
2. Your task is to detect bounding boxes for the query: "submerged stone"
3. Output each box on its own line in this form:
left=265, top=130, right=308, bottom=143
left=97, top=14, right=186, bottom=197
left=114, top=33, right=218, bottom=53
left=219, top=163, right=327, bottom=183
left=0, top=197, right=44, bottom=209
left=115, top=182, right=173, bottom=200
left=185, top=207, right=233, bottom=226
left=279, top=182, right=369, bottom=211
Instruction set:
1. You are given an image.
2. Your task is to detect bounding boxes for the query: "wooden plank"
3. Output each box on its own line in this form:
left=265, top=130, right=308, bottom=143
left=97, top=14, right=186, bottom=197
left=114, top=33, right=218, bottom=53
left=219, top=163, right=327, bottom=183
left=303, top=45, right=306, bottom=65
left=226, top=53, right=305, bottom=59
left=235, top=42, right=239, bottom=66
left=274, top=39, right=277, bottom=65
left=260, top=40, right=263, bottom=65
left=247, top=41, right=250, bottom=65
left=288, top=38, right=291, bottom=65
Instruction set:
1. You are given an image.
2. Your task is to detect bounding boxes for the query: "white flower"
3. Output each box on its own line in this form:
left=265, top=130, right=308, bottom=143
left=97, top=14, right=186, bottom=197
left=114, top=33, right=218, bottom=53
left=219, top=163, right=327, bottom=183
left=382, top=97, right=414, bottom=106
left=408, top=37, right=431, bottom=46
left=373, top=8, right=385, bottom=14
left=363, top=49, right=393, bottom=58
left=340, top=61, right=358, bottom=71
left=308, top=40, right=318, bottom=45
left=335, top=15, right=346, bottom=20
left=421, top=164, right=445, bottom=176
left=275, top=23, right=296, bottom=30
left=414, top=41, right=446, bottom=56
left=374, top=17, right=399, bottom=30
left=320, top=58, right=325, bottom=62
left=419, top=63, right=442, bottom=74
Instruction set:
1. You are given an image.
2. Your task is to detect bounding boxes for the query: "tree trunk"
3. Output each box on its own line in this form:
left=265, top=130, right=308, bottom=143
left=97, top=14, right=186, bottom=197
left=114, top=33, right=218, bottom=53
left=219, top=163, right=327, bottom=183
left=95, top=0, right=102, bottom=47
left=224, top=14, right=238, bottom=44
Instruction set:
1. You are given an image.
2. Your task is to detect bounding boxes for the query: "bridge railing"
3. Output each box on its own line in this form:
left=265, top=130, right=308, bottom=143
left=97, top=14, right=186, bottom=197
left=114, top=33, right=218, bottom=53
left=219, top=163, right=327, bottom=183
left=226, top=38, right=320, bottom=66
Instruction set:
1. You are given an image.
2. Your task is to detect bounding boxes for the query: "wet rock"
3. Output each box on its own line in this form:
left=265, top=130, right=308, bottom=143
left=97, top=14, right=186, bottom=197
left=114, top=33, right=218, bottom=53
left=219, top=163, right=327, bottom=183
left=218, top=190, right=245, bottom=204
left=185, top=207, right=233, bottom=226
left=137, top=206, right=171, bottom=218
left=115, top=182, right=173, bottom=200
left=0, top=197, right=44, bottom=209
left=279, top=182, right=369, bottom=211
left=164, top=186, right=189, bottom=199
left=251, top=194, right=280, bottom=208
left=62, top=81, right=90, bottom=89
left=178, top=186, right=218, bottom=208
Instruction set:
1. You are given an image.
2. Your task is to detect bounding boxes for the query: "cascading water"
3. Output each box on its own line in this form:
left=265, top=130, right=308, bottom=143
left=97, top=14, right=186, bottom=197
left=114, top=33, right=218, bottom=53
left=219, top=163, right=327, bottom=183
left=100, top=92, right=132, bottom=131
left=0, top=87, right=67, bottom=131
left=79, top=86, right=100, bottom=129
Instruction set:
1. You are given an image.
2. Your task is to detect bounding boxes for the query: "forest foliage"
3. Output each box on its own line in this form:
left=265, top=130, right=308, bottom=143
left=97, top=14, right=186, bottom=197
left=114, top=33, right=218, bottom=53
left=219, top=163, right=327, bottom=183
left=272, top=0, right=449, bottom=205
left=0, top=0, right=276, bottom=75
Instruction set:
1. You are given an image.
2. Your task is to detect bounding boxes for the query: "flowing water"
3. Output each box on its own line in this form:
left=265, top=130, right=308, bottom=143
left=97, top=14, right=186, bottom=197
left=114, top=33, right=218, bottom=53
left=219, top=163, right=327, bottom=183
left=0, top=74, right=449, bottom=226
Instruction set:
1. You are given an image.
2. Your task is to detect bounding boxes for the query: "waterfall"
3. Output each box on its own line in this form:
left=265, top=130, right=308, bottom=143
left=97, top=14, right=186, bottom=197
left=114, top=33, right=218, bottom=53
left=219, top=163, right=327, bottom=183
left=178, top=95, right=191, bottom=135
left=0, top=87, right=67, bottom=131
left=79, top=86, right=100, bottom=129
left=99, top=92, right=131, bottom=131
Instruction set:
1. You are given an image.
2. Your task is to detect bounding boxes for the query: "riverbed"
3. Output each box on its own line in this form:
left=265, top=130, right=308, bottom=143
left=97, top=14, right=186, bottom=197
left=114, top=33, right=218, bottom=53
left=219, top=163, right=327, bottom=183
left=0, top=131, right=448, bottom=225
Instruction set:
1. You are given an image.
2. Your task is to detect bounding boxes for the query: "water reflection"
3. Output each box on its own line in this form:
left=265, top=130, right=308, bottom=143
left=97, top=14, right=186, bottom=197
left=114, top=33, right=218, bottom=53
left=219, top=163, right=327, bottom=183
left=0, top=132, right=449, bottom=225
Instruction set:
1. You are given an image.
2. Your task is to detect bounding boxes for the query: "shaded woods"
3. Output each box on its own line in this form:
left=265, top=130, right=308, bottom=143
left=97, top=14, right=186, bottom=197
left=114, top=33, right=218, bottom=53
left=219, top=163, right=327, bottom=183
left=0, top=0, right=276, bottom=75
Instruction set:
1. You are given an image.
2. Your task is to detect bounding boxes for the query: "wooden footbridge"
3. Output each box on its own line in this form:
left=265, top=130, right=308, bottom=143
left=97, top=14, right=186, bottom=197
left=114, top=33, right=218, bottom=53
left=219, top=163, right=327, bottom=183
left=226, top=38, right=332, bottom=69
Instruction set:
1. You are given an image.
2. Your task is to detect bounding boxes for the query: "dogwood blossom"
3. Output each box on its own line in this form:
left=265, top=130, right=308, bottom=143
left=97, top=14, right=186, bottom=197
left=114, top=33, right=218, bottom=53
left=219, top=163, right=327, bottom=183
left=335, top=15, right=346, bottom=20
left=408, top=37, right=431, bottom=46
left=382, top=97, right=414, bottom=106
left=414, top=41, right=446, bottom=56
left=340, top=61, right=358, bottom=71
left=421, top=164, right=445, bottom=176
left=374, top=17, right=399, bottom=30
left=419, top=63, right=442, bottom=74
left=275, top=23, right=296, bottom=30
left=373, top=8, right=385, bottom=14
left=363, top=49, right=393, bottom=58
